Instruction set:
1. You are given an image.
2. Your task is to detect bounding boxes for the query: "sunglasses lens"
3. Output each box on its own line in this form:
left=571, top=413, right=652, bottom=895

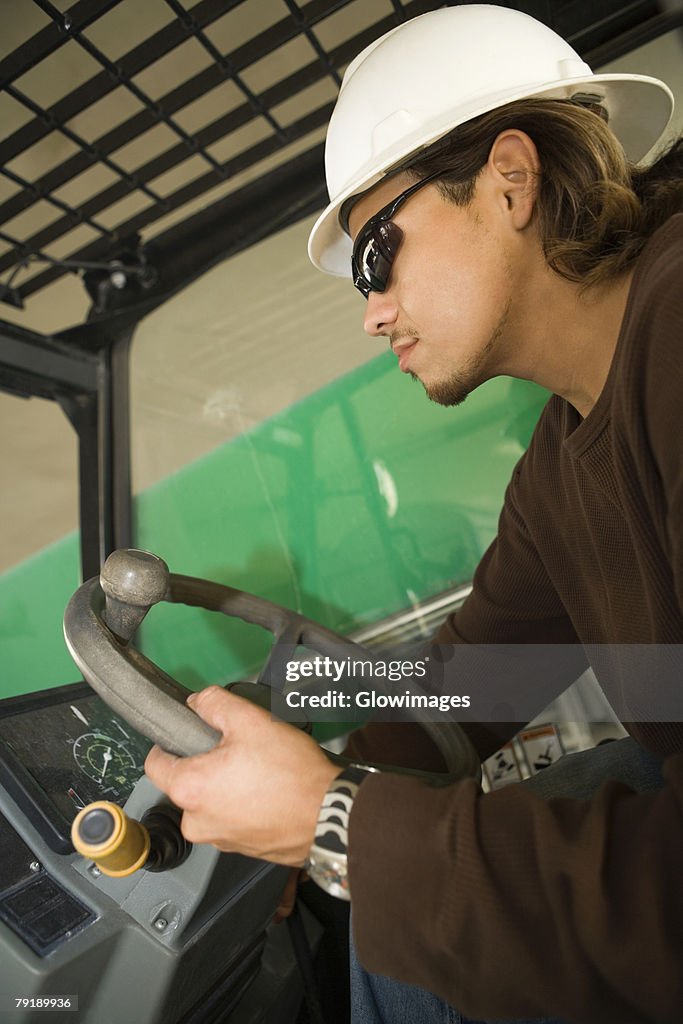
left=353, top=221, right=403, bottom=297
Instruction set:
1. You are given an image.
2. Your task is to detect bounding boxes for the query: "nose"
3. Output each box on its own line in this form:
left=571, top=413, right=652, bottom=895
left=363, top=288, right=399, bottom=337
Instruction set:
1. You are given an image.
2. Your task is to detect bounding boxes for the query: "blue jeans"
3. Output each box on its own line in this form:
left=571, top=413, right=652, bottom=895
left=349, top=737, right=665, bottom=1024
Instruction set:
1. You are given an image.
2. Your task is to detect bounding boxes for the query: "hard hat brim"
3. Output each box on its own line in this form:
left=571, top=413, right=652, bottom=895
left=308, top=72, right=674, bottom=277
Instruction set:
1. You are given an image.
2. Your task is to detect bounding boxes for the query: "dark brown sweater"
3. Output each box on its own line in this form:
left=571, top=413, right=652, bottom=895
left=348, top=214, right=683, bottom=1023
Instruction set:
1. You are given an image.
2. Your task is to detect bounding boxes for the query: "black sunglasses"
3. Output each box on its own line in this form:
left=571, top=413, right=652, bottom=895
left=350, top=170, right=441, bottom=299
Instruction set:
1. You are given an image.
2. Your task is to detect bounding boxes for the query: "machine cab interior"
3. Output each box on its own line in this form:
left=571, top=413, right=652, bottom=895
left=1, top=3, right=682, bottom=1022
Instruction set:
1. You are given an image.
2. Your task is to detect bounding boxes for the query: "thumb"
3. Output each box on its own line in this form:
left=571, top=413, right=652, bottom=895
left=186, top=685, right=260, bottom=737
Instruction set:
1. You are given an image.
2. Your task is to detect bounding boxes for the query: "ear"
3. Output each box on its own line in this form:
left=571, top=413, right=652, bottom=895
left=486, top=130, right=540, bottom=230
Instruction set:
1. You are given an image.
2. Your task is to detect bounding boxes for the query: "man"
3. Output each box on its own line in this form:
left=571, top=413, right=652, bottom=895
left=145, top=6, right=683, bottom=1022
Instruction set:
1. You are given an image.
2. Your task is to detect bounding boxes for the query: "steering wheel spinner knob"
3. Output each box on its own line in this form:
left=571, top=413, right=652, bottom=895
left=100, top=549, right=170, bottom=607
left=100, top=549, right=170, bottom=642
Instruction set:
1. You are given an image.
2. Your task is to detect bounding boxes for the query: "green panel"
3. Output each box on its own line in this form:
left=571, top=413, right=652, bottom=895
left=0, top=351, right=548, bottom=701
left=0, top=534, right=81, bottom=698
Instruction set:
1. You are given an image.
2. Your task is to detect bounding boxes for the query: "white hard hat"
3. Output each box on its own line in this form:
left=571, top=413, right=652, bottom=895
left=308, top=4, right=674, bottom=277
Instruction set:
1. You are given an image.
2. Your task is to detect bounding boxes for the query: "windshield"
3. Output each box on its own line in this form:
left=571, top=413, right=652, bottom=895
left=0, top=390, right=81, bottom=699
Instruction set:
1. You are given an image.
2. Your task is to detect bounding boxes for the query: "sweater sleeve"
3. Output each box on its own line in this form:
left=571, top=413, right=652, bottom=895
left=349, top=754, right=683, bottom=1023
left=343, top=719, right=449, bottom=772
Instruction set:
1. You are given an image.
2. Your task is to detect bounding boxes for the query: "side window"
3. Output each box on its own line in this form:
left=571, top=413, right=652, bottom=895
left=0, top=393, right=81, bottom=699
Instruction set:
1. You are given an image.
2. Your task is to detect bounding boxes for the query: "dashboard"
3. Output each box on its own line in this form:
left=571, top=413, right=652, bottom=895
left=0, top=681, right=316, bottom=1022
left=0, top=682, right=152, bottom=852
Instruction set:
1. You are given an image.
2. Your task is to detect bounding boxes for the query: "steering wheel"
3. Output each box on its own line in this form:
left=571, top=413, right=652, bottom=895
left=64, top=549, right=480, bottom=782
left=63, top=548, right=390, bottom=757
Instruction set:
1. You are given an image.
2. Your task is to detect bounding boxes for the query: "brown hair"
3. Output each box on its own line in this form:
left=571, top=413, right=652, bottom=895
left=404, top=98, right=683, bottom=288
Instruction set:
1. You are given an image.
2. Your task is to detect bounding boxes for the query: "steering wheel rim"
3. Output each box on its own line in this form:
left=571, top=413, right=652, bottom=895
left=63, top=550, right=378, bottom=757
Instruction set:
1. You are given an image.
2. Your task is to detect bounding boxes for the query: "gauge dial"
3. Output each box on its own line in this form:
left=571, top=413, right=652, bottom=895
left=72, top=732, right=141, bottom=792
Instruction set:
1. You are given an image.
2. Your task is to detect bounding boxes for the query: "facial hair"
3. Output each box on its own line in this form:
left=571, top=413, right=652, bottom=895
left=413, top=296, right=512, bottom=408
left=418, top=369, right=474, bottom=407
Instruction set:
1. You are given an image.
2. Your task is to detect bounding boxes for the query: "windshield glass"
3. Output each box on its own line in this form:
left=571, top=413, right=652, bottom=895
left=0, top=391, right=81, bottom=699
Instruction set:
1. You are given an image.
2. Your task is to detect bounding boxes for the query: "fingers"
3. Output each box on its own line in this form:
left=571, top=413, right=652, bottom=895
left=144, top=744, right=181, bottom=791
left=185, top=685, right=231, bottom=732
left=143, top=687, right=228, bottom=792
left=274, top=867, right=304, bottom=924
left=143, top=687, right=266, bottom=804
left=186, top=685, right=267, bottom=738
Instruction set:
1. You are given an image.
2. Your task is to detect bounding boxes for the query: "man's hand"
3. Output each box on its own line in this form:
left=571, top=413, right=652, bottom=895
left=144, top=686, right=340, bottom=866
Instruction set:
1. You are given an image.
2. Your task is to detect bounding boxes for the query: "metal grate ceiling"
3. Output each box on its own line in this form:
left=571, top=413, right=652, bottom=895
left=1, top=0, right=681, bottom=314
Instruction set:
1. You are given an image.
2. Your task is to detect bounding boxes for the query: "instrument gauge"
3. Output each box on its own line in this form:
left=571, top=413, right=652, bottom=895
left=72, top=732, right=141, bottom=795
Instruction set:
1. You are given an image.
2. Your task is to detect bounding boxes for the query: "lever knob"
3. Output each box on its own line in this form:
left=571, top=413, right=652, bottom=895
left=72, top=801, right=150, bottom=877
left=100, top=549, right=169, bottom=642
